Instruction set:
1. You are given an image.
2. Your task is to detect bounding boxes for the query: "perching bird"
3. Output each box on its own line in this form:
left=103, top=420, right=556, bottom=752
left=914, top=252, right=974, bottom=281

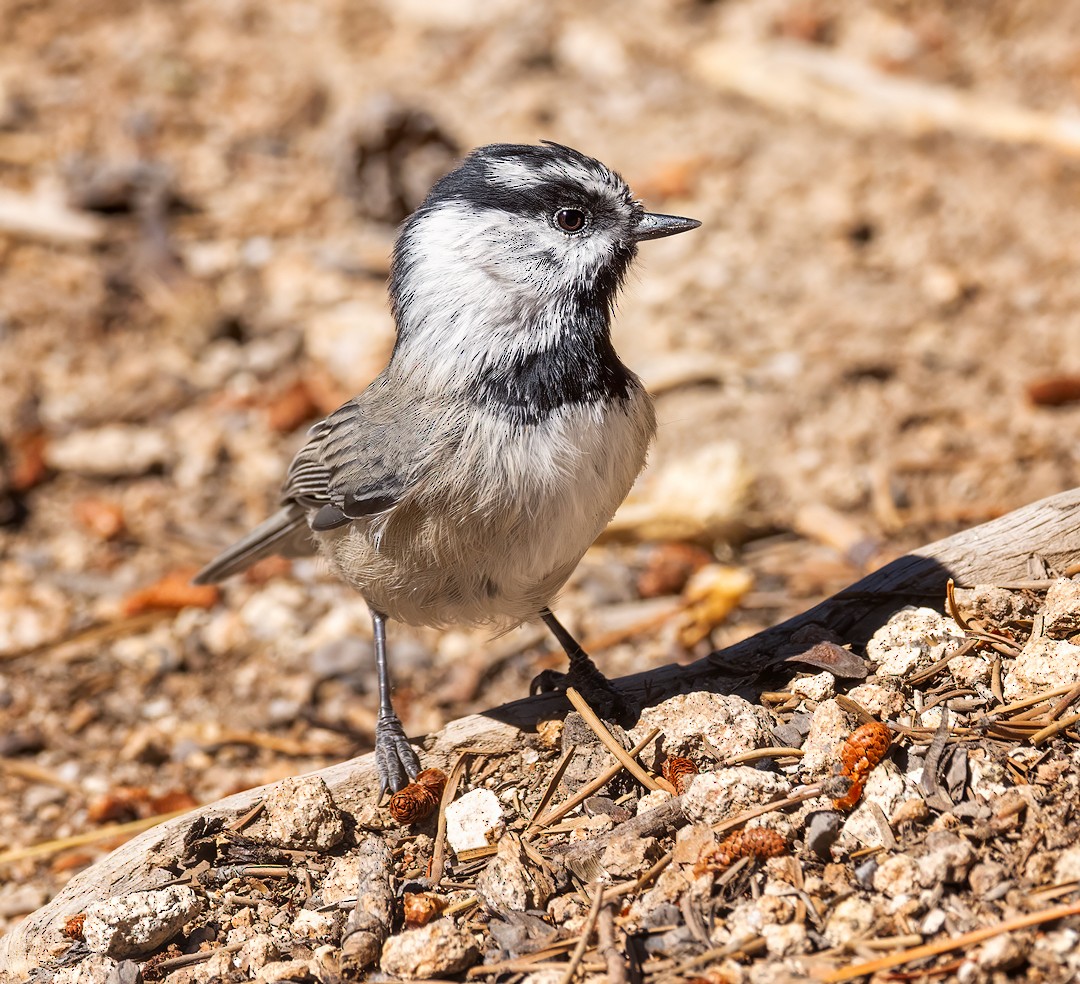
left=194, top=142, right=701, bottom=795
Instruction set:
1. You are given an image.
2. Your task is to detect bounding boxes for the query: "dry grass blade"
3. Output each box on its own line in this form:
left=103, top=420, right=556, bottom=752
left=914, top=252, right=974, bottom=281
left=908, top=638, right=978, bottom=686
left=0, top=808, right=193, bottom=866
left=559, top=879, right=607, bottom=984
left=429, top=752, right=470, bottom=887
left=0, top=759, right=82, bottom=793
left=813, top=899, right=1080, bottom=981
left=945, top=577, right=969, bottom=630
left=529, top=745, right=578, bottom=824
left=0, top=611, right=171, bottom=663
left=1031, top=711, right=1080, bottom=746
left=530, top=728, right=660, bottom=831
left=725, top=746, right=804, bottom=765
left=564, top=687, right=671, bottom=792
left=995, top=684, right=1079, bottom=717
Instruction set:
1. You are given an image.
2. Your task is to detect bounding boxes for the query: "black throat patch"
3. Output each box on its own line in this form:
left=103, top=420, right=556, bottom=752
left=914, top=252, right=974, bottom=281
left=475, top=321, right=634, bottom=425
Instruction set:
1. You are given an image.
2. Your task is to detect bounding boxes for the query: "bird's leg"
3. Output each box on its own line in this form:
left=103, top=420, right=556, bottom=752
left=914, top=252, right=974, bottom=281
left=532, top=608, right=636, bottom=722
left=371, top=609, right=421, bottom=797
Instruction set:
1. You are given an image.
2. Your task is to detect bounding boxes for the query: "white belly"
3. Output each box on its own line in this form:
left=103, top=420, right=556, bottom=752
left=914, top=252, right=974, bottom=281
left=320, top=389, right=655, bottom=627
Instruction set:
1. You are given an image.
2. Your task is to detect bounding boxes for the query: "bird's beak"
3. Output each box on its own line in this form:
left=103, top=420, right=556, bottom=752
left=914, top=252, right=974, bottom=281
left=632, top=212, right=702, bottom=242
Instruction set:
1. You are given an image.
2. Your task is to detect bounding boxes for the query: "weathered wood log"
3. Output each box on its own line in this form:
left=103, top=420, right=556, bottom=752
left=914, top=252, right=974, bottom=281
left=3, top=487, right=1079, bottom=979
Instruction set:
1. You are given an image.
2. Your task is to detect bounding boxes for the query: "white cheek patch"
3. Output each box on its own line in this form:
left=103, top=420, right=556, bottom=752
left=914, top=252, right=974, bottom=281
left=392, top=192, right=627, bottom=392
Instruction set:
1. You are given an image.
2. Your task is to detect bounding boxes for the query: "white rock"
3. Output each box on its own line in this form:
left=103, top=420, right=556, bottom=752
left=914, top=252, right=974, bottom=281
left=0, top=581, right=72, bottom=656
left=790, top=671, right=836, bottom=702
left=255, top=959, right=319, bottom=983
left=976, top=931, right=1027, bottom=970
left=630, top=692, right=775, bottom=768
left=476, top=834, right=554, bottom=912
left=46, top=424, right=171, bottom=477
left=872, top=853, right=919, bottom=898
left=868, top=606, right=965, bottom=679
left=800, top=699, right=858, bottom=777
left=823, top=896, right=876, bottom=946
left=261, top=775, right=345, bottom=852
left=82, top=886, right=205, bottom=958
left=846, top=681, right=906, bottom=719
left=681, top=767, right=789, bottom=826
left=917, top=832, right=975, bottom=887
left=636, top=789, right=673, bottom=815
left=762, top=921, right=809, bottom=956
left=1003, top=636, right=1080, bottom=700
left=380, top=920, right=480, bottom=978
left=290, top=907, right=342, bottom=939
left=950, top=585, right=1033, bottom=626
left=838, top=764, right=909, bottom=850
left=949, top=651, right=993, bottom=688
left=236, top=934, right=282, bottom=974
left=1040, top=578, right=1080, bottom=638
left=445, top=788, right=504, bottom=853
left=51, top=954, right=121, bottom=983
left=1054, top=846, right=1080, bottom=883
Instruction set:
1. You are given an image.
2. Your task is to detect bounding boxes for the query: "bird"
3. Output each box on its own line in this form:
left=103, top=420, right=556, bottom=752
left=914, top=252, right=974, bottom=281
left=194, top=141, right=701, bottom=796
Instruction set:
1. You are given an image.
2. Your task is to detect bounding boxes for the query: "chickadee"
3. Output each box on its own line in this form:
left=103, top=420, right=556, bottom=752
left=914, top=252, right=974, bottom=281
left=194, top=142, right=701, bottom=795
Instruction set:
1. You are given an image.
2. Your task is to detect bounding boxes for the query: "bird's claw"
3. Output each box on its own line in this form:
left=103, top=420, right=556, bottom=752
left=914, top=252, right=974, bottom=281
left=530, top=666, right=637, bottom=724
left=375, top=713, right=421, bottom=797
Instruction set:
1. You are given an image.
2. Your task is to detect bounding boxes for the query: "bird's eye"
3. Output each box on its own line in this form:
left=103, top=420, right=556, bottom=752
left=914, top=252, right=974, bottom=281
left=554, top=208, right=588, bottom=233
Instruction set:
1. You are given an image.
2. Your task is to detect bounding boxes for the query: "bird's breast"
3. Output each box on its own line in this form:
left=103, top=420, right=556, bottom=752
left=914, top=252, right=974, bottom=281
left=322, top=387, right=655, bottom=628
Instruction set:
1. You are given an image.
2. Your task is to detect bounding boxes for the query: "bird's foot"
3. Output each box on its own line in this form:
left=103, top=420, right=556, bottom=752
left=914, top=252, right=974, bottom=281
left=375, top=712, right=421, bottom=797
left=530, top=658, right=638, bottom=726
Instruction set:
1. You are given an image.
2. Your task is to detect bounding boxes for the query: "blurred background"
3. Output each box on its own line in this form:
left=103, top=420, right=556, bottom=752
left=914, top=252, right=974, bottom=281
left=2, top=0, right=1080, bottom=927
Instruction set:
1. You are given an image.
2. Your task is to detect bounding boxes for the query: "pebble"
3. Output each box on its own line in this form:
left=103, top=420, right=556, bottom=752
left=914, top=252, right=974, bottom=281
left=845, top=681, right=905, bottom=719
left=790, top=671, right=836, bottom=702
left=800, top=698, right=858, bottom=776
left=81, top=886, right=205, bottom=958
left=868, top=606, right=966, bottom=679
left=823, top=896, right=876, bottom=946
left=254, top=958, right=319, bottom=983
left=45, top=424, right=171, bottom=477
left=636, top=788, right=673, bottom=815
left=916, top=831, right=976, bottom=887
left=476, top=834, right=555, bottom=913
left=51, top=954, right=121, bottom=984
left=968, top=861, right=1009, bottom=899
left=630, top=692, right=775, bottom=768
left=290, top=907, right=342, bottom=940
left=839, top=765, right=908, bottom=850
left=445, top=788, right=504, bottom=853
left=1037, top=578, right=1080, bottom=638
left=976, top=931, right=1027, bottom=970
left=600, top=834, right=661, bottom=879
left=804, top=811, right=842, bottom=859
left=951, top=585, right=1034, bottom=626
left=681, top=767, right=789, bottom=826
left=1054, top=846, right=1080, bottom=883
left=1003, top=636, right=1080, bottom=700
left=236, top=935, right=282, bottom=974
left=762, top=920, right=809, bottom=956
left=872, top=853, right=919, bottom=898
left=260, top=775, right=345, bottom=852
left=380, top=919, right=480, bottom=978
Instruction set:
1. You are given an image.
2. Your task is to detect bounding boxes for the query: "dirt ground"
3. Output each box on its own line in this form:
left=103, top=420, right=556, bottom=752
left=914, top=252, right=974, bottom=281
left=2, top=0, right=1080, bottom=980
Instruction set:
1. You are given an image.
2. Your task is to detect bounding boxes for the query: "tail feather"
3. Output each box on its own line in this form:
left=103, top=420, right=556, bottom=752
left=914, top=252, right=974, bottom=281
left=193, top=505, right=314, bottom=584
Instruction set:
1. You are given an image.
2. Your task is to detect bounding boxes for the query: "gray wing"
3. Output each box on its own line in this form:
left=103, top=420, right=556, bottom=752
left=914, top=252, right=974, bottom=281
left=284, top=398, right=407, bottom=533
left=194, top=383, right=412, bottom=585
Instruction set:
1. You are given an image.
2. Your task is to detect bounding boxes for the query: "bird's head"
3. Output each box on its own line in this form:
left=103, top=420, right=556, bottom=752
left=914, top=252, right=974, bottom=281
left=388, top=142, right=700, bottom=379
